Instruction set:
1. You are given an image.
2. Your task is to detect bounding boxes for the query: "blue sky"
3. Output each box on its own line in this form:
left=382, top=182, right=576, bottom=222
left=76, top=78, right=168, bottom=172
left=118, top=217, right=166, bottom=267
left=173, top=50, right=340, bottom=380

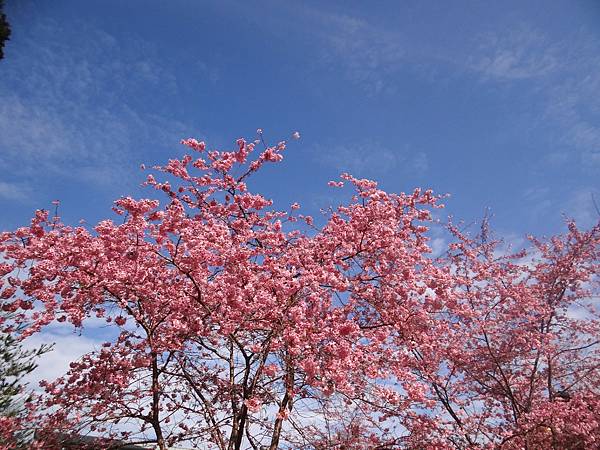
left=2, top=0, right=600, bottom=239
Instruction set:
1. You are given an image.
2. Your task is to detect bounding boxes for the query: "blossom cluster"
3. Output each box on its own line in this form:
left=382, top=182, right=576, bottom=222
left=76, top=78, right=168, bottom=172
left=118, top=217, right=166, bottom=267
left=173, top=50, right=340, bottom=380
left=1, top=132, right=599, bottom=449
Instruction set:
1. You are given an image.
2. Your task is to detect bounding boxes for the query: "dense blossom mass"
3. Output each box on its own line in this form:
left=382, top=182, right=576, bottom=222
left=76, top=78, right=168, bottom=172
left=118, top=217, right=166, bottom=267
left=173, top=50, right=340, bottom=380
left=0, top=133, right=599, bottom=449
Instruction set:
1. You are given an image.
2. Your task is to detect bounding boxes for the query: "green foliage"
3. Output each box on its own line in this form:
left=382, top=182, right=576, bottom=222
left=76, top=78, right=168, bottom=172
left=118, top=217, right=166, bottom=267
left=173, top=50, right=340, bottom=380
left=0, top=0, right=11, bottom=60
left=0, top=315, right=51, bottom=448
left=0, top=317, right=52, bottom=416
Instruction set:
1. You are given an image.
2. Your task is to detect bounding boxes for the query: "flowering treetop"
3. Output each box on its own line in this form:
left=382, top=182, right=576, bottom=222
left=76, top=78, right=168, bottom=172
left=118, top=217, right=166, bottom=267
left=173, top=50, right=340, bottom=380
left=0, top=131, right=599, bottom=449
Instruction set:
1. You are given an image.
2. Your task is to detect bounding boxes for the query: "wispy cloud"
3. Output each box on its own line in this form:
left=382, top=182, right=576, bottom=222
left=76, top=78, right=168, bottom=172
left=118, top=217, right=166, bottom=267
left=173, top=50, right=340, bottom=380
left=237, top=3, right=410, bottom=96
left=522, top=186, right=553, bottom=222
left=467, top=24, right=600, bottom=168
left=521, top=185, right=600, bottom=229
left=308, top=11, right=600, bottom=171
left=312, top=140, right=428, bottom=178
left=21, top=328, right=101, bottom=391
left=467, top=26, right=559, bottom=81
left=312, top=13, right=407, bottom=95
left=562, top=188, right=600, bottom=228
left=0, top=181, right=31, bottom=201
left=0, top=17, right=204, bottom=199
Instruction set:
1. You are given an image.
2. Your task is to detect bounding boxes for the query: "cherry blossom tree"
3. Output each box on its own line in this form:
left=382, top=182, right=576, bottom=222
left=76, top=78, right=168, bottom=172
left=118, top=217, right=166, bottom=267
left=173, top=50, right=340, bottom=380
left=419, top=219, right=600, bottom=448
left=1, top=131, right=599, bottom=449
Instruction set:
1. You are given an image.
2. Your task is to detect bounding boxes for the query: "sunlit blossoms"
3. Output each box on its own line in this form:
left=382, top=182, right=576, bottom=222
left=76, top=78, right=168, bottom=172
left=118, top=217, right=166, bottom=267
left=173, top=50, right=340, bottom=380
left=1, top=132, right=599, bottom=449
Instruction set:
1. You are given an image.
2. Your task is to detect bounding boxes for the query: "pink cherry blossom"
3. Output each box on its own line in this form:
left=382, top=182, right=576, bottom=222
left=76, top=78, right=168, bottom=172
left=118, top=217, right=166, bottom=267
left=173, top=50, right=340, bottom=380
left=1, top=132, right=599, bottom=449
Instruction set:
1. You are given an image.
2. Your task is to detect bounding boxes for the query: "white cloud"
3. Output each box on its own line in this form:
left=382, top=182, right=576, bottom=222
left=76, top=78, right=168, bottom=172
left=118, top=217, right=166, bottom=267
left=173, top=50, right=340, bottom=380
left=21, top=327, right=102, bottom=391
left=235, top=3, right=409, bottom=96
left=0, top=181, right=30, bottom=201
left=0, top=18, right=203, bottom=198
left=468, top=24, right=600, bottom=169
left=265, top=7, right=600, bottom=177
left=429, top=237, right=447, bottom=258
left=468, top=26, right=559, bottom=81
left=561, top=188, right=600, bottom=228
left=520, top=186, right=600, bottom=231
left=314, top=13, right=406, bottom=95
left=313, top=141, right=428, bottom=177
